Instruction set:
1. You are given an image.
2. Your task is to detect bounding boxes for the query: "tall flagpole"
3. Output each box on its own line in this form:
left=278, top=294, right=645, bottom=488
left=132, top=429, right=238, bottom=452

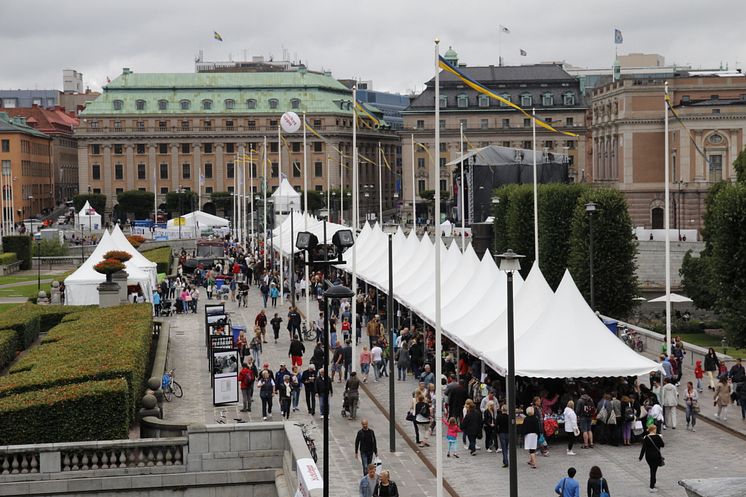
left=0, top=169, right=5, bottom=236
left=532, top=108, right=539, bottom=266
left=278, top=125, right=284, bottom=304
left=234, top=152, right=238, bottom=241
left=378, top=141, right=383, bottom=224
left=263, top=136, right=268, bottom=268
left=242, top=152, right=247, bottom=247
left=664, top=83, right=671, bottom=355
left=459, top=122, right=465, bottom=250
left=340, top=150, right=345, bottom=225
left=303, top=112, right=310, bottom=330
left=433, top=38, right=443, bottom=497
left=351, top=86, right=358, bottom=374
left=250, top=145, right=255, bottom=253
left=411, top=133, right=416, bottom=230
left=326, top=155, right=331, bottom=221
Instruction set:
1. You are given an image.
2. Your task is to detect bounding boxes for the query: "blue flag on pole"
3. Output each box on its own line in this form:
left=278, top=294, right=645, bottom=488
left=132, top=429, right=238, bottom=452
left=614, top=29, right=623, bottom=44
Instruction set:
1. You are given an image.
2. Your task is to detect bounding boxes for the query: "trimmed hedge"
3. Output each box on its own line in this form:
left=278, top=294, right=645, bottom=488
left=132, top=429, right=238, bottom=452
left=0, top=311, right=40, bottom=351
left=0, top=252, right=17, bottom=265
left=0, top=330, right=17, bottom=371
left=2, top=236, right=31, bottom=270
left=0, top=378, right=129, bottom=445
left=141, top=246, right=172, bottom=274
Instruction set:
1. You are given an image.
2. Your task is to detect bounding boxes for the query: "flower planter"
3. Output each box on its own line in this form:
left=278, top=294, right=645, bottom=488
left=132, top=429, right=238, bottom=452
left=97, top=281, right=120, bottom=308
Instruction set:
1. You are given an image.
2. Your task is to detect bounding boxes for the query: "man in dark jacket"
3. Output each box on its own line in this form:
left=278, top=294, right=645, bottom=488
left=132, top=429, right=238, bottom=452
left=288, top=336, right=305, bottom=368
left=448, top=380, right=469, bottom=421
left=315, top=368, right=333, bottom=419
left=354, top=419, right=378, bottom=475
left=342, top=339, right=353, bottom=380
left=301, top=364, right=317, bottom=415
left=345, top=371, right=361, bottom=420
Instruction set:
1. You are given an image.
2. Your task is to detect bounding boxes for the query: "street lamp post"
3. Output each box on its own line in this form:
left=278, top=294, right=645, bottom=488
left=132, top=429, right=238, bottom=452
left=495, top=249, right=525, bottom=497
left=585, top=201, right=597, bottom=310
left=36, top=238, right=41, bottom=291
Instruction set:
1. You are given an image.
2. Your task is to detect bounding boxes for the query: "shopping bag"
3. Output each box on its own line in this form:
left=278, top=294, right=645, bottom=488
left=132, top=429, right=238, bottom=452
left=373, top=455, right=383, bottom=476
left=632, top=420, right=644, bottom=435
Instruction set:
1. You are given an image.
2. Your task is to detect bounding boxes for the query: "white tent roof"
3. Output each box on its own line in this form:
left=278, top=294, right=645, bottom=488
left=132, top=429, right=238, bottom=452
left=110, top=225, right=158, bottom=285
left=64, top=230, right=152, bottom=306
left=648, top=293, right=693, bottom=303
left=271, top=178, right=301, bottom=200
left=269, top=211, right=350, bottom=257
left=77, top=201, right=100, bottom=217
left=166, top=210, right=229, bottom=228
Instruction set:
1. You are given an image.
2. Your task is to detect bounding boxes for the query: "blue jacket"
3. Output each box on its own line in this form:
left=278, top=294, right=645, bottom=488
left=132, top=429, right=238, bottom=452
left=359, top=474, right=379, bottom=497
left=555, top=477, right=580, bottom=497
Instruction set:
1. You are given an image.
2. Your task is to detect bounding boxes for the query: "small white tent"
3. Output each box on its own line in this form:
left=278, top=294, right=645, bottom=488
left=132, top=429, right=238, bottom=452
left=64, top=230, right=152, bottom=306
left=271, top=179, right=301, bottom=215
left=166, top=211, right=229, bottom=229
left=109, top=225, right=158, bottom=285
left=76, top=201, right=102, bottom=231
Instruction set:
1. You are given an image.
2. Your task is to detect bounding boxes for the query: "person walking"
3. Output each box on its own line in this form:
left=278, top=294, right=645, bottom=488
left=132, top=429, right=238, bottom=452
left=250, top=328, right=263, bottom=366
left=238, top=361, right=256, bottom=412
left=564, top=400, right=579, bottom=455
left=412, top=393, right=431, bottom=447
left=269, top=283, right=279, bottom=307
left=684, top=381, right=699, bottom=431
left=270, top=313, right=283, bottom=344
left=301, top=364, right=317, bottom=415
left=257, top=370, right=275, bottom=420
left=460, top=399, right=482, bottom=456
left=523, top=406, right=541, bottom=468
left=358, top=464, right=379, bottom=497
left=288, top=335, right=305, bottom=368
left=278, top=375, right=293, bottom=419
left=290, top=365, right=302, bottom=412
left=315, top=368, right=333, bottom=419
left=554, top=467, right=580, bottom=497
left=482, top=400, right=497, bottom=453
left=704, top=348, right=719, bottom=390
left=496, top=404, right=510, bottom=467
left=396, top=340, right=410, bottom=381
left=587, top=465, right=610, bottom=497
left=366, top=314, right=381, bottom=348
left=370, top=343, right=383, bottom=382
left=661, top=378, right=679, bottom=429
left=639, top=425, right=665, bottom=492
left=576, top=391, right=595, bottom=448
left=444, top=416, right=463, bottom=458
left=354, top=419, right=378, bottom=475
left=255, top=310, right=268, bottom=343
left=372, top=470, right=399, bottom=497
left=345, top=371, right=361, bottom=420
left=714, top=376, right=730, bottom=420
left=360, top=345, right=372, bottom=383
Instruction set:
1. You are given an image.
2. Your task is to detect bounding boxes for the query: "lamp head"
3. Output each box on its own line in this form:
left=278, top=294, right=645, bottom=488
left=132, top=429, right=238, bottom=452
left=495, top=249, right=525, bottom=273
left=295, top=231, right=318, bottom=252
left=585, top=201, right=597, bottom=213
left=332, top=229, right=354, bottom=251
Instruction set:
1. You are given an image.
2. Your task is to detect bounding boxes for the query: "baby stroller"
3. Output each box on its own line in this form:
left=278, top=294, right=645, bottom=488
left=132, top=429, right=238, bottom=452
left=341, top=391, right=351, bottom=418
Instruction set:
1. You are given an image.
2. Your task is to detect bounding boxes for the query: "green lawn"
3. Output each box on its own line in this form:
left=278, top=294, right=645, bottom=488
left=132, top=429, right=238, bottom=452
left=677, top=333, right=746, bottom=357
left=0, top=274, right=61, bottom=286
left=0, top=283, right=49, bottom=299
left=0, top=303, right=19, bottom=313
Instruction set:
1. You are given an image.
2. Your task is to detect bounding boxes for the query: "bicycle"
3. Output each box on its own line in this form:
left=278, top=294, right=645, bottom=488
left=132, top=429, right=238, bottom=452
left=162, top=369, right=183, bottom=401
left=302, top=322, right=319, bottom=342
left=295, top=423, right=318, bottom=463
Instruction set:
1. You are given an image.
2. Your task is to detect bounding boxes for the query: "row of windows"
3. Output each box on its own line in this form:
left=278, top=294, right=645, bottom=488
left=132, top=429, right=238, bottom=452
left=21, top=160, right=51, bottom=177
left=438, top=91, right=576, bottom=109
left=90, top=141, right=328, bottom=156
left=88, top=117, right=347, bottom=130
left=114, top=98, right=303, bottom=112
left=104, top=183, right=329, bottom=196
left=415, top=116, right=575, bottom=129
left=92, top=160, right=330, bottom=181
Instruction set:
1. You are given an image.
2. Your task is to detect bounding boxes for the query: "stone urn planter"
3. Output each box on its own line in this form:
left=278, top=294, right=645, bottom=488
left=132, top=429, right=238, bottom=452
left=111, top=269, right=129, bottom=303
left=97, top=280, right=120, bottom=308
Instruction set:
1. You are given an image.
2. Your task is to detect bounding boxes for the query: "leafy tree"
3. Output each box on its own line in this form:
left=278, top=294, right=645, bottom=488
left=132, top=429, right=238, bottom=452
left=733, top=147, right=746, bottom=183
left=568, top=188, right=638, bottom=318
left=299, top=190, right=325, bottom=213
left=32, top=240, right=68, bottom=257
left=210, top=192, right=232, bottom=217
left=679, top=250, right=717, bottom=310
left=504, top=186, right=536, bottom=275
left=165, top=191, right=197, bottom=216
left=72, top=194, right=106, bottom=215
left=116, top=190, right=154, bottom=219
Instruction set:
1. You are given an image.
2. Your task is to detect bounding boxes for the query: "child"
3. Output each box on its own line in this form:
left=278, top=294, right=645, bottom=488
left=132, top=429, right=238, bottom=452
left=694, top=360, right=704, bottom=392
left=443, top=416, right=463, bottom=458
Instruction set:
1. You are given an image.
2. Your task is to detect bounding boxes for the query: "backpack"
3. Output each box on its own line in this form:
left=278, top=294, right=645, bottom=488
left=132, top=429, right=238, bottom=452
left=624, top=406, right=636, bottom=422
left=581, top=400, right=596, bottom=417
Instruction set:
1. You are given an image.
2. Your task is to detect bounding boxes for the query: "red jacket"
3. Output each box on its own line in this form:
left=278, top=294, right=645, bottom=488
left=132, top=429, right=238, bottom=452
left=238, top=367, right=255, bottom=389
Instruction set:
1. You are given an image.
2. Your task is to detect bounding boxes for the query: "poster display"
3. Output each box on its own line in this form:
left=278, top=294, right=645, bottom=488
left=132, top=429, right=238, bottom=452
left=211, top=349, right=239, bottom=405
left=295, top=457, right=323, bottom=497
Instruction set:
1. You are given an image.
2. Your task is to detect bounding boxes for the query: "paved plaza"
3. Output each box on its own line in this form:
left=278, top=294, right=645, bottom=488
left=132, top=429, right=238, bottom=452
left=164, top=285, right=746, bottom=497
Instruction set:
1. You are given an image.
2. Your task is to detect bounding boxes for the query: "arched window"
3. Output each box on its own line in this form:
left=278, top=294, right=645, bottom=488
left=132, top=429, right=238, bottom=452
left=563, top=92, right=576, bottom=106
left=158, top=100, right=168, bottom=110
left=135, top=99, right=146, bottom=110
left=224, top=99, right=235, bottom=109
left=520, top=93, right=532, bottom=107
left=651, top=207, right=664, bottom=229
left=478, top=95, right=490, bottom=108
left=542, top=92, right=554, bottom=106
left=499, top=93, right=511, bottom=107
left=179, top=99, right=191, bottom=110
left=202, top=99, right=213, bottom=110
left=246, top=99, right=257, bottom=109
left=290, top=98, right=301, bottom=109
left=269, top=98, right=279, bottom=110
left=112, top=100, right=123, bottom=111
left=456, top=94, right=468, bottom=108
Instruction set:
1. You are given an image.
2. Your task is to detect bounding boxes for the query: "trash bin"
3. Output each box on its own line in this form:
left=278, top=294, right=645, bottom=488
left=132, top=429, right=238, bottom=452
left=603, top=319, right=618, bottom=336
left=232, top=325, right=246, bottom=347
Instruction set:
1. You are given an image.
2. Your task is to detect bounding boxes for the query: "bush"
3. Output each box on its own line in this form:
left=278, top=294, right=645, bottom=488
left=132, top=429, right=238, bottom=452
left=0, top=379, right=129, bottom=445
left=0, top=330, right=17, bottom=371
left=2, top=236, right=31, bottom=270
left=0, top=252, right=17, bottom=265
left=673, top=320, right=705, bottom=334
left=0, top=311, right=40, bottom=351
left=141, top=246, right=172, bottom=274
left=126, top=235, right=145, bottom=248
left=32, top=240, right=68, bottom=257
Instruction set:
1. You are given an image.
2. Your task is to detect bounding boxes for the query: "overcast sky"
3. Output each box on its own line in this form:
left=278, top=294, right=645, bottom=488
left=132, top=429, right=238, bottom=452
left=2, top=0, right=744, bottom=95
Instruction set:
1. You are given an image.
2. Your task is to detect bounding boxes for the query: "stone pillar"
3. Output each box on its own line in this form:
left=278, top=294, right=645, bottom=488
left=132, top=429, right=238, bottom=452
left=694, top=131, right=706, bottom=182
left=112, top=269, right=129, bottom=303
left=216, top=143, right=225, bottom=191
left=97, top=281, right=120, bottom=308
left=193, top=143, right=202, bottom=208
left=50, top=280, right=61, bottom=304
left=103, top=144, right=112, bottom=213
left=125, top=144, right=135, bottom=191
left=148, top=143, right=158, bottom=208
left=171, top=144, right=179, bottom=192
left=78, top=142, right=89, bottom=199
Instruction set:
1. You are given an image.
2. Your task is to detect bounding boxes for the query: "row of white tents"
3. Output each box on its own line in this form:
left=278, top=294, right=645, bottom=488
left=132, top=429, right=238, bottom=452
left=64, top=225, right=157, bottom=306
left=270, top=215, right=659, bottom=378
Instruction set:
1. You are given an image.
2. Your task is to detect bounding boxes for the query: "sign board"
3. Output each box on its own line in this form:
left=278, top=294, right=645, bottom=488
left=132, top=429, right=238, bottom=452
left=211, top=349, right=239, bottom=405
left=172, top=217, right=186, bottom=226
left=295, top=457, right=323, bottom=497
left=281, top=111, right=302, bottom=133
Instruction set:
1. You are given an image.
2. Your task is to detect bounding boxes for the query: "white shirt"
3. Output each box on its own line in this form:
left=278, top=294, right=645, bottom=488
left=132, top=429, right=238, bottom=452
left=371, top=346, right=383, bottom=362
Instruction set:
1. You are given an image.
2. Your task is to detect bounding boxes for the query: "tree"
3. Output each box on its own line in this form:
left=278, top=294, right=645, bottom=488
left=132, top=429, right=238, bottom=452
left=72, top=194, right=106, bottom=215
left=679, top=250, right=717, bottom=310
left=210, top=192, right=232, bottom=217
left=299, top=190, right=325, bottom=213
left=116, top=190, right=154, bottom=219
left=568, top=188, right=638, bottom=319
left=733, top=147, right=746, bottom=183
left=165, top=191, right=197, bottom=216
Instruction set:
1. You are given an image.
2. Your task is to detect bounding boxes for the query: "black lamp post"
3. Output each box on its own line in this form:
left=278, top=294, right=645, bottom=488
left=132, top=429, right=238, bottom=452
left=585, top=201, right=597, bottom=310
left=495, top=249, right=524, bottom=497
left=36, top=238, right=41, bottom=291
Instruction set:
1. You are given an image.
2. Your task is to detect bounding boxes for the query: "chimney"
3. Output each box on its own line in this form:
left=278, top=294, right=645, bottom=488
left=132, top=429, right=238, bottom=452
left=122, top=68, right=131, bottom=75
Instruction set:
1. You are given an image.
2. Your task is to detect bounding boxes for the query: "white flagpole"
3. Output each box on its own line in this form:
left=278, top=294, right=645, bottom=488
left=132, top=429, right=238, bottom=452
left=250, top=145, right=255, bottom=253
left=263, top=136, right=268, bottom=268
left=0, top=169, right=5, bottom=236
left=532, top=108, right=539, bottom=266
left=460, top=122, right=465, bottom=250
left=664, top=83, right=671, bottom=355
left=233, top=152, right=238, bottom=241
left=340, top=150, right=345, bottom=225
left=242, top=152, right=247, bottom=247
left=433, top=38, right=443, bottom=497
left=303, top=112, right=310, bottom=331
left=411, top=133, right=416, bottom=230
left=278, top=125, right=284, bottom=304
left=326, top=155, right=330, bottom=221
left=378, top=141, right=383, bottom=224
left=197, top=160, right=202, bottom=213
left=352, top=86, right=358, bottom=373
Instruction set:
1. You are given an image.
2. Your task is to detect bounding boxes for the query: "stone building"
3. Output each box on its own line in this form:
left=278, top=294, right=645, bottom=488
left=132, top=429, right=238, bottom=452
left=590, top=72, right=746, bottom=234
left=74, top=68, right=398, bottom=222
left=401, top=47, right=587, bottom=222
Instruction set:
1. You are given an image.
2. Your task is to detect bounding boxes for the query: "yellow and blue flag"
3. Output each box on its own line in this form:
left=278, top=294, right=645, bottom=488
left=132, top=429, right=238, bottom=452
left=214, top=31, right=223, bottom=42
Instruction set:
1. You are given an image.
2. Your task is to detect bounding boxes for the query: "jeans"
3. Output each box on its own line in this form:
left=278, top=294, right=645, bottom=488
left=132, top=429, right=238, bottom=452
left=241, top=388, right=253, bottom=411
left=262, top=294, right=268, bottom=307
left=372, top=361, right=381, bottom=380
left=361, top=363, right=370, bottom=377
left=360, top=452, right=373, bottom=475
left=305, top=388, right=316, bottom=414
left=412, top=421, right=420, bottom=443
left=261, top=396, right=272, bottom=417
left=398, top=366, right=407, bottom=381
left=271, top=297, right=277, bottom=307
left=251, top=349, right=261, bottom=366
left=685, top=404, right=697, bottom=427
left=292, top=390, right=300, bottom=410
left=467, top=433, right=476, bottom=453
left=499, top=433, right=509, bottom=465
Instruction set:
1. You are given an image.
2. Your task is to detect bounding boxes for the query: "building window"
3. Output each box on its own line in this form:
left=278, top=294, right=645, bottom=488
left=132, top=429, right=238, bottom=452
left=271, top=162, right=278, bottom=178
left=542, top=93, right=554, bottom=106
left=314, top=161, right=323, bottom=177
left=416, top=120, right=425, bottom=129
left=313, top=119, right=322, bottom=127
left=478, top=95, right=490, bottom=108
left=440, top=179, right=447, bottom=192
left=709, top=155, right=723, bottom=182
left=91, top=188, right=101, bottom=194
left=202, top=99, right=212, bottom=110
left=92, top=164, right=101, bottom=180
left=205, top=187, right=213, bottom=193
left=563, top=93, right=576, bottom=106
left=502, top=118, right=510, bottom=128
left=247, top=99, right=257, bottom=109
left=227, top=162, right=234, bottom=178
left=136, top=121, right=144, bottom=130
left=544, top=140, right=553, bottom=149
left=158, top=121, right=167, bottom=130
left=480, top=119, right=489, bottom=129
left=566, top=117, right=574, bottom=127
left=114, top=120, right=122, bottom=129
left=313, top=142, right=323, bottom=153
left=439, top=143, right=447, bottom=153
left=292, top=161, right=301, bottom=177
left=524, top=118, right=531, bottom=128
left=180, top=100, right=191, bottom=110
left=181, top=120, right=190, bottom=130
left=439, top=120, right=446, bottom=129
left=204, top=163, right=213, bottom=178
left=290, top=98, right=300, bottom=109
left=114, top=144, right=123, bottom=155
left=136, top=100, right=145, bottom=110
left=418, top=179, right=426, bottom=193
left=224, top=99, right=235, bottom=110
left=182, top=163, right=191, bottom=179
left=203, top=120, right=211, bottom=130
left=523, top=140, right=531, bottom=149
left=114, top=164, right=123, bottom=180
left=91, top=144, right=100, bottom=155
left=160, top=187, right=168, bottom=194
left=113, top=100, right=123, bottom=111
left=158, top=100, right=168, bottom=110
left=115, top=188, right=124, bottom=194
left=566, top=140, right=575, bottom=149
left=181, top=143, right=190, bottom=154
left=226, top=143, right=234, bottom=153
left=269, top=99, right=279, bottom=109
left=1, top=98, right=17, bottom=108
left=499, top=93, right=511, bottom=107
left=138, top=187, right=146, bottom=192
left=459, top=119, right=468, bottom=129
left=502, top=141, right=511, bottom=147
left=417, top=158, right=426, bottom=169
left=1, top=139, right=9, bottom=152
left=520, top=94, right=532, bottom=107
left=159, top=144, right=168, bottom=154
left=159, top=163, right=168, bottom=179
left=269, top=119, right=278, bottom=127
left=247, top=120, right=256, bottom=129
left=439, top=96, right=447, bottom=108
left=137, top=164, right=146, bottom=179
left=32, top=98, right=42, bottom=106
left=204, top=143, right=213, bottom=153
left=292, top=142, right=301, bottom=153
left=456, top=94, right=468, bottom=108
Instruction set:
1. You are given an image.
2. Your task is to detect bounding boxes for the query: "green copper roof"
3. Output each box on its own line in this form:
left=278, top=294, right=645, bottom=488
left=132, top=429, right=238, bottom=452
left=81, top=70, right=354, bottom=116
left=0, top=112, right=51, bottom=139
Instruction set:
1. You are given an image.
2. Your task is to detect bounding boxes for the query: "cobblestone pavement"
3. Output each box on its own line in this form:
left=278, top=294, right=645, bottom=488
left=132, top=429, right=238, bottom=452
left=163, top=284, right=746, bottom=497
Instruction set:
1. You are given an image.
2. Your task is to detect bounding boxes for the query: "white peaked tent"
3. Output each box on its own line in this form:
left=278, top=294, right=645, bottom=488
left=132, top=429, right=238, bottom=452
left=110, top=224, right=158, bottom=285
left=166, top=210, right=229, bottom=229
left=440, top=219, right=453, bottom=237
left=76, top=201, right=102, bottom=231
left=269, top=211, right=350, bottom=256
left=64, top=230, right=152, bottom=306
left=271, top=179, right=301, bottom=214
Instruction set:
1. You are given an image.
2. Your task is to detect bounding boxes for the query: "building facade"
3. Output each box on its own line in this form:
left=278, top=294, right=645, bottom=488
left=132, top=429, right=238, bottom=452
left=401, top=48, right=587, bottom=223
left=590, top=74, right=746, bottom=234
left=0, top=113, right=54, bottom=225
left=74, top=68, right=399, bottom=222
left=0, top=90, right=58, bottom=110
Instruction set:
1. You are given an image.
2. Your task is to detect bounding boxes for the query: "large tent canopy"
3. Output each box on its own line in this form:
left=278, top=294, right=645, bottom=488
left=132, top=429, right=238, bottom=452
left=166, top=210, right=229, bottom=229
left=271, top=179, right=301, bottom=214
left=76, top=201, right=102, bottom=231
left=110, top=224, right=158, bottom=286
left=269, top=210, right=351, bottom=257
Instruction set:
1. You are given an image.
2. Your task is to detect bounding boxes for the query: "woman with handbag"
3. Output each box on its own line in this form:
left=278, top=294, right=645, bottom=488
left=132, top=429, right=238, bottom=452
left=684, top=381, right=699, bottom=431
left=714, top=376, right=730, bottom=420
left=563, top=400, right=579, bottom=456
left=482, top=400, right=498, bottom=453
left=412, top=393, right=431, bottom=447
left=639, top=425, right=665, bottom=492
left=587, top=465, right=611, bottom=497
left=460, top=400, right=482, bottom=456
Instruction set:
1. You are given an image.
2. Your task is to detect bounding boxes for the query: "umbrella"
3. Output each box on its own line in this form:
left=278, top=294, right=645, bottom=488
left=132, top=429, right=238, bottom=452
left=648, top=293, right=693, bottom=303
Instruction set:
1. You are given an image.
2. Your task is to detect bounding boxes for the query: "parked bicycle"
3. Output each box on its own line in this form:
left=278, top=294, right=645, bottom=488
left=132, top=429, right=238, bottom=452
left=302, top=322, right=318, bottom=342
left=295, top=423, right=317, bottom=463
left=162, top=369, right=183, bottom=401
left=620, top=326, right=644, bottom=352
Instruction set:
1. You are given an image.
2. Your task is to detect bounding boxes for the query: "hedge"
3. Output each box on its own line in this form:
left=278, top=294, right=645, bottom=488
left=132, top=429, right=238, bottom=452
left=0, top=252, right=17, bottom=265
left=141, top=246, right=172, bottom=274
left=0, top=311, right=40, bottom=351
left=1, top=236, right=31, bottom=270
left=0, top=378, right=129, bottom=445
left=0, top=305, right=153, bottom=422
left=0, top=330, right=17, bottom=371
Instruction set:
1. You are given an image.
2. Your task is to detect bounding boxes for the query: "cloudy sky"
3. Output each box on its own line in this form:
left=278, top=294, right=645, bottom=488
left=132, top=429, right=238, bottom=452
left=2, top=0, right=744, bottom=95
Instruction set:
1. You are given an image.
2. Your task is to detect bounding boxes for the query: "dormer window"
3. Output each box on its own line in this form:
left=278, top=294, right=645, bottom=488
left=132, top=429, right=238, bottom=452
left=269, top=98, right=279, bottom=110
left=456, top=94, right=468, bottom=109
left=135, top=99, right=146, bottom=110
left=224, top=99, right=235, bottom=110
left=542, top=93, right=554, bottom=106
left=520, top=94, right=532, bottom=107
left=290, top=98, right=301, bottom=110
left=478, top=95, right=490, bottom=108
left=180, top=99, right=191, bottom=110
left=499, top=93, right=511, bottom=107
left=439, top=96, right=447, bottom=108
left=202, top=99, right=213, bottom=110
left=563, top=92, right=576, bottom=106
left=158, top=100, right=168, bottom=110
left=113, top=100, right=123, bottom=111
left=247, top=99, right=257, bottom=109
